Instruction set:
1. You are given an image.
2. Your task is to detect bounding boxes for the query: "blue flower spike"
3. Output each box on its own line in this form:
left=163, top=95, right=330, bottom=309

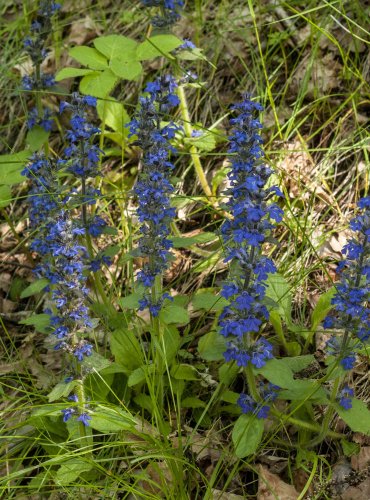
left=219, top=95, right=283, bottom=369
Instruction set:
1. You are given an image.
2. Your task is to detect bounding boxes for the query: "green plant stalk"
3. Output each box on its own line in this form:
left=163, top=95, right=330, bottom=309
left=176, top=84, right=213, bottom=200
left=151, top=272, right=166, bottom=432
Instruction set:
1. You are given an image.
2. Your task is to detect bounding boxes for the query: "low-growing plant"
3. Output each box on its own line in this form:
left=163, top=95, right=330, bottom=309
left=1, top=0, right=369, bottom=498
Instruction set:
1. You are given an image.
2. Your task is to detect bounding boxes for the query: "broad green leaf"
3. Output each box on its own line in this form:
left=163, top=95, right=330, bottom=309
left=286, top=341, right=302, bottom=356
left=118, top=292, right=143, bottom=309
left=198, top=331, right=226, bottom=361
left=341, top=439, right=360, bottom=457
left=26, top=125, right=50, bottom=152
left=265, top=273, right=292, bottom=322
left=184, top=131, right=216, bottom=152
left=256, top=358, right=327, bottom=401
left=20, top=278, right=49, bottom=299
left=171, top=232, right=216, bottom=248
left=55, top=67, right=96, bottom=81
left=134, top=394, right=153, bottom=413
left=97, top=98, right=130, bottom=134
left=93, top=35, right=138, bottom=60
left=19, top=313, right=50, bottom=333
left=282, top=355, right=315, bottom=373
left=0, top=150, right=29, bottom=185
left=136, top=35, right=183, bottom=60
left=181, top=397, right=206, bottom=408
left=48, top=380, right=78, bottom=402
left=159, top=305, right=190, bottom=325
left=79, top=69, right=118, bottom=98
left=336, top=399, right=370, bottom=435
left=128, top=365, right=155, bottom=387
left=110, top=329, right=143, bottom=371
left=171, top=364, right=198, bottom=380
left=220, top=390, right=239, bottom=404
left=55, top=458, right=93, bottom=486
left=89, top=405, right=136, bottom=432
left=311, top=287, right=335, bottom=331
left=110, top=59, right=142, bottom=80
left=192, top=291, right=228, bottom=312
left=218, top=362, right=239, bottom=386
left=0, top=185, right=11, bottom=207
left=69, top=46, right=108, bottom=70
left=162, top=325, right=180, bottom=365
left=232, top=414, right=264, bottom=458
left=82, top=352, right=111, bottom=372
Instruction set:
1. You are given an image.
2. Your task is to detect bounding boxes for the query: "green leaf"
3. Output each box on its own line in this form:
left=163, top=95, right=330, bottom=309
left=159, top=305, right=190, bottom=325
left=117, top=292, right=143, bottom=309
left=89, top=405, right=136, bottom=432
left=20, top=278, right=49, bottom=299
left=82, top=351, right=111, bottom=372
left=0, top=150, right=29, bottom=185
left=93, top=35, right=138, bottom=61
left=0, top=185, right=11, bottom=208
left=162, top=325, right=180, bottom=365
left=286, top=341, right=302, bottom=356
left=69, top=46, right=108, bottom=70
left=192, top=291, right=228, bottom=312
left=256, top=358, right=327, bottom=401
left=136, top=35, right=183, bottom=60
left=265, top=273, right=292, bottom=322
left=110, top=59, right=142, bottom=80
left=134, top=394, right=153, bottom=413
left=48, top=380, right=78, bottom=402
left=184, top=131, right=216, bottom=152
left=311, top=287, right=335, bottom=331
left=128, top=365, right=155, bottom=387
left=336, top=399, right=370, bottom=435
left=55, top=458, right=93, bottom=486
left=55, top=67, right=96, bottom=81
left=341, top=439, right=360, bottom=457
left=282, top=355, right=316, bottom=373
left=19, top=313, right=50, bottom=333
left=198, top=331, right=226, bottom=361
left=181, top=397, right=206, bottom=408
left=232, top=414, right=264, bottom=458
left=26, top=125, right=50, bottom=152
left=171, top=364, right=198, bottom=380
left=171, top=232, right=216, bottom=248
left=110, top=329, right=143, bottom=372
left=218, top=362, right=239, bottom=386
left=96, top=98, right=130, bottom=134
left=79, top=69, right=118, bottom=98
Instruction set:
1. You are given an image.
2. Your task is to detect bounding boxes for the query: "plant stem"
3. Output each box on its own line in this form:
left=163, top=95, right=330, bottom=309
left=176, top=84, right=213, bottom=200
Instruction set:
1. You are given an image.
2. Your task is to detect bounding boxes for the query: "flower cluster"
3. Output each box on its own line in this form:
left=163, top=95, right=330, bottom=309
left=338, top=385, right=354, bottom=410
left=22, top=0, right=60, bottom=130
left=21, top=153, right=60, bottom=233
left=219, top=96, right=283, bottom=368
left=323, top=197, right=369, bottom=408
left=128, top=75, right=180, bottom=315
left=60, top=93, right=109, bottom=263
left=238, top=383, right=279, bottom=419
left=140, top=0, right=183, bottom=28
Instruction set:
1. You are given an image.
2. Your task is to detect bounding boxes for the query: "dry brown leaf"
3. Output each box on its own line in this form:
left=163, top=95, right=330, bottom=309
left=211, top=489, right=245, bottom=499
left=290, top=53, right=341, bottom=98
left=257, top=465, right=299, bottom=500
left=68, top=16, right=102, bottom=45
left=351, top=447, right=370, bottom=471
left=341, top=477, right=370, bottom=499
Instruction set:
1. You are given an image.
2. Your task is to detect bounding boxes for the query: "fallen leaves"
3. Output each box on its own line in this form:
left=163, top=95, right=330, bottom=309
left=257, top=465, right=299, bottom=500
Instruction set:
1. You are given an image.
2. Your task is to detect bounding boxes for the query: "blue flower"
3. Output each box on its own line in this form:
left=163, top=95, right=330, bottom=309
left=77, top=413, right=92, bottom=426
left=219, top=95, right=283, bottom=368
left=140, top=0, right=183, bottom=27
left=127, top=76, right=180, bottom=315
left=338, top=385, right=354, bottom=410
left=237, top=383, right=279, bottom=418
left=61, top=408, right=75, bottom=422
left=324, top=197, right=370, bottom=365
